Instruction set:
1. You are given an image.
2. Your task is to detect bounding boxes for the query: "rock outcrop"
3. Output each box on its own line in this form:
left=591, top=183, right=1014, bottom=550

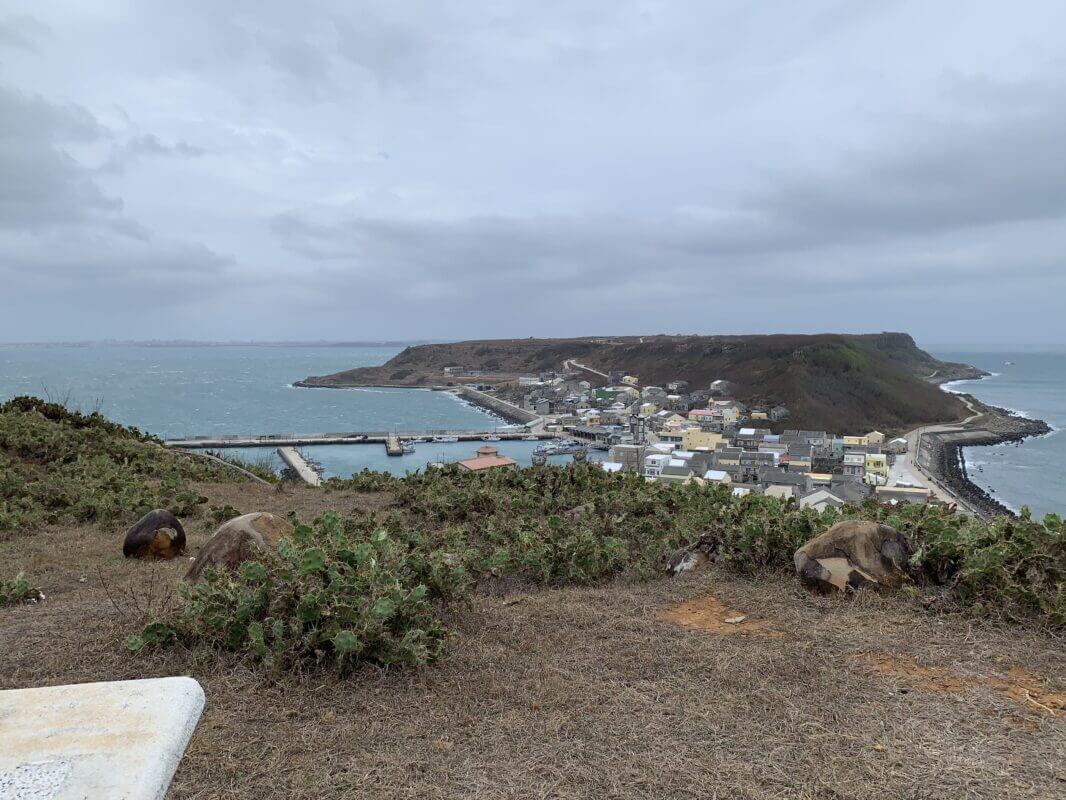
left=794, top=520, right=911, bottom=593
left=184, top=512, right=293, bottom=582
left=122, top=510, right=187, bottom=560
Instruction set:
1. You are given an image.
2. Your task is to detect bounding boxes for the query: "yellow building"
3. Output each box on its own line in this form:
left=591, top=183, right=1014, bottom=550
left=661, top=413, right=687, bottom=430
left=865, top=453, right=888, bottom=482
left=682, top=429, right=724, bottom=452
left=639, top=402, right=659, bottom=416
left=622, top=375, right=639, bottom=386
left=865, top=431, right=886, bottom=445
left=714, top=449, right=741, bottom=466
left=750, top=410, right=768, bottom=421
left=842, top=435, right=866, bottom=448
left=711, top=401, right=743, bottom=425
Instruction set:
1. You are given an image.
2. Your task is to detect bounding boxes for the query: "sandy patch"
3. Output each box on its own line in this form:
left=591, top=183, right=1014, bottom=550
left=850, top=653, right=1064, bottom=716
left=657, top=595, right=783, bottom=637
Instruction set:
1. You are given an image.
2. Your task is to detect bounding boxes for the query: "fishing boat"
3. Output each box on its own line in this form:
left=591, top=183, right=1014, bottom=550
left=484, top=435, right=502, bottom=441
left=433, top=435, right=459, bottom=443
left=402, top=442, right=416, bottom=454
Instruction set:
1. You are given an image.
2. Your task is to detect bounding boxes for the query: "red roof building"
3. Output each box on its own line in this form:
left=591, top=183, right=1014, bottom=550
left=456, top=445, right=517, bottom=472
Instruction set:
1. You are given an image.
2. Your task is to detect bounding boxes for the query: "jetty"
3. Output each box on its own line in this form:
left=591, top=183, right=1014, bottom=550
left=277, top=447, right=322, bottom=486
left=385, top=434, right=403, bottom=456
left=163, top=428, right=551, bottom=449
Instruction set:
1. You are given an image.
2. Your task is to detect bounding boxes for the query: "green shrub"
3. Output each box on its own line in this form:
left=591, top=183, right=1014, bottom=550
left=0, top=396, right=247, bottom=535
left=0, top=571, right=41, bottom=606
left=338, top=463, right=1064, bottom=628
left=125, top=463, right=1064, bottom=675
left=209, top=504, right=242, bottom=525
left=133, top=511, right=470, bottom=670
left=897, top=506, right=1064, bottom=626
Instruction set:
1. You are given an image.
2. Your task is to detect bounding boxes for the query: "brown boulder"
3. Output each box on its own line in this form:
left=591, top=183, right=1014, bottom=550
left=184, top=512, right=293, bottom=583
left=794, top=520, right=911, bottom=594
left=122, top=509, right=186, bottom=560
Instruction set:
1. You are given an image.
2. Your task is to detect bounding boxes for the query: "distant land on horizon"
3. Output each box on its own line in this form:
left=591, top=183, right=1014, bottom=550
left=300, top=332, right=984, bottom=435
left=0, top=339, right=432, bottom=348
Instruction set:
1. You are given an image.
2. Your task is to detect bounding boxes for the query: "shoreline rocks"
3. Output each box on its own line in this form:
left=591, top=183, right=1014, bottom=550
left=925, top=400, right=1051, bottom=519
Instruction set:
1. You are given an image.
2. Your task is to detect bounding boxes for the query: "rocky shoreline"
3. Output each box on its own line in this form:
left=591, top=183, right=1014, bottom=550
left=927, top=364, right=990, bottom=386
left=924, top=397, right=1051, bottom=518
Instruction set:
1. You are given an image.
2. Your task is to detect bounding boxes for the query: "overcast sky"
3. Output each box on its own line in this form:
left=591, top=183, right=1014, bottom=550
left=2, top=2, right=1065, bottom=347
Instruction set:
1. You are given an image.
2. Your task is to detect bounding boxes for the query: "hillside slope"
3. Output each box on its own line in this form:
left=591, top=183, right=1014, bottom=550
left=301, top=333, right=981, bottom=434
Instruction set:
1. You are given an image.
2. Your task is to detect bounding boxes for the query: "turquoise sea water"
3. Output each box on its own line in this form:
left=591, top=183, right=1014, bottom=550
left=936, top=351, right=1065, bottom=520
left=0, top=344, right=591, bottom=474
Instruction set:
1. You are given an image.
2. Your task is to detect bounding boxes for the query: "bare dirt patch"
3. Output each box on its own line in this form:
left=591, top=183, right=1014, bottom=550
left=850, top=653, right=1065, bottom=716
left=656, top=593, right=783, bottom=637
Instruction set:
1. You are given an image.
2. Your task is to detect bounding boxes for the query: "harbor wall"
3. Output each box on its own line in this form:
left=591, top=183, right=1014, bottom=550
left=458, top=386, right=539, bottom=425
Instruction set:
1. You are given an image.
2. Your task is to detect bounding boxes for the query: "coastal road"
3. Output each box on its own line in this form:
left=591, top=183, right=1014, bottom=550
left=564, top=359, right=611, bottom=381
left=898, top=394, right=984, bottom=512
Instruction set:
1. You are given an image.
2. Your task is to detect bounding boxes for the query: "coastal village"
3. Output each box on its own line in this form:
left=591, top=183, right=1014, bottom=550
left=453, top=365, right=934, bottom=510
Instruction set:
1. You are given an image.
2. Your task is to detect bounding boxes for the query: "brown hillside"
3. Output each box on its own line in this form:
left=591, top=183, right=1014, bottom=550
left=301, top=333, right=981, bottom=434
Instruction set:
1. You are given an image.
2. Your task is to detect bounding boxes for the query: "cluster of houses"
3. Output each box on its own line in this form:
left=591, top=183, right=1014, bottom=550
left=496, top=369, right=929, bottom=509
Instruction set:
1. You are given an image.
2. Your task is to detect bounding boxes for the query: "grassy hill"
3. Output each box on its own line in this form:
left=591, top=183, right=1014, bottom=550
left=302, top=332, right=981, bottom=434
left=0, top=396, right=257, bottom=535
left=2, top=403, right=1063, bottom=798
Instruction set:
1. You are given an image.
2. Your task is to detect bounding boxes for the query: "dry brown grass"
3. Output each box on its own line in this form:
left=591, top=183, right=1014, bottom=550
left=2, top=486, right=1064, bottom=799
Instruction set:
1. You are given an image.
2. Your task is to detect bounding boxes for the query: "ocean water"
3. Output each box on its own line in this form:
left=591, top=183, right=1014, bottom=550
left=0, top=344, right=591, bottom=475
left=936, top=351, right=1066, bottom=520
left=5, top=344, right=1056, bottom=489
left=216, top=439, right=599, bottom=479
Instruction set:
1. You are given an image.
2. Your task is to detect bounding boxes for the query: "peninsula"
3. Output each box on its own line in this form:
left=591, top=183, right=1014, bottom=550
left=299, top=332, right=1053, bottom=518
left=299, top=332, right=984, bottom=434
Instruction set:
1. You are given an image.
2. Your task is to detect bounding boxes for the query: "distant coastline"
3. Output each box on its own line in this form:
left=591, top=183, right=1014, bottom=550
left=0, top=340, right=424, bottom=348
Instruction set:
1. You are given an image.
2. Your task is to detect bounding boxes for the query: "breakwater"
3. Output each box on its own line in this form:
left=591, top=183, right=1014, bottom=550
left=164, top=429, right=550, bottom=449
left=925, top=403, right=1051, bottom=518
left=456, top=385, right=539, bottom=425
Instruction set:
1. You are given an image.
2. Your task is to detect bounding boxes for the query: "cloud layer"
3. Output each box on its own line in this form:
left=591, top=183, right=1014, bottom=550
left=2, top=2, right=1065, bottom=346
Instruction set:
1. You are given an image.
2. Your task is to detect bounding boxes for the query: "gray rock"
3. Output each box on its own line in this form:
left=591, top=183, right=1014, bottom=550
left=184, top=512, right=293, bottom=582
left=794, top=520, right=911, bottom=593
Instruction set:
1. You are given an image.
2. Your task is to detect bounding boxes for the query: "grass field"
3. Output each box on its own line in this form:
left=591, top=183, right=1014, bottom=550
left=2, top=479, right=1063, bottom=800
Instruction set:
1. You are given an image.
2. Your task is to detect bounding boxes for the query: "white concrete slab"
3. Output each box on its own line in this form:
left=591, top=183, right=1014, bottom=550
left=0, top=676, right=205, bottom=800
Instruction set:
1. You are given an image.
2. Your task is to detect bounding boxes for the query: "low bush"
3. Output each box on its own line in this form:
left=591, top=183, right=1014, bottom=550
left=334, top=464, right=1065, bottom=627
left=0, top=396, right=252, bottom=535
left=131, top=511, right=470, bottom=670
left=0, top=570, right=41, bottom=606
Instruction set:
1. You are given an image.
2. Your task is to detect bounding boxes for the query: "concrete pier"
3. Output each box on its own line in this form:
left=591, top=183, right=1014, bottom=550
left=164, top=429, right=553, bottom=449
left=277, top=447, right=322, bottom=486
left=385, top=434, right=403, bottom=456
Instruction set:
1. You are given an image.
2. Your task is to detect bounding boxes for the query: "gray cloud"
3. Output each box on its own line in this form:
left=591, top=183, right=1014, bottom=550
left=0, top=85, right=119, bottom=228
left=0, top=15, right=48, bottom=52
left=1, top=1, right=1066, bottom=345
left=100, top=133, right=206, bottom=174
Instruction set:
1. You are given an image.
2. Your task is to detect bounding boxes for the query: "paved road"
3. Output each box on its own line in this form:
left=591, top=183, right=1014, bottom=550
left=564, top=359, right=611, bottom=381
left=899, top=394, right=984, bottom=512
